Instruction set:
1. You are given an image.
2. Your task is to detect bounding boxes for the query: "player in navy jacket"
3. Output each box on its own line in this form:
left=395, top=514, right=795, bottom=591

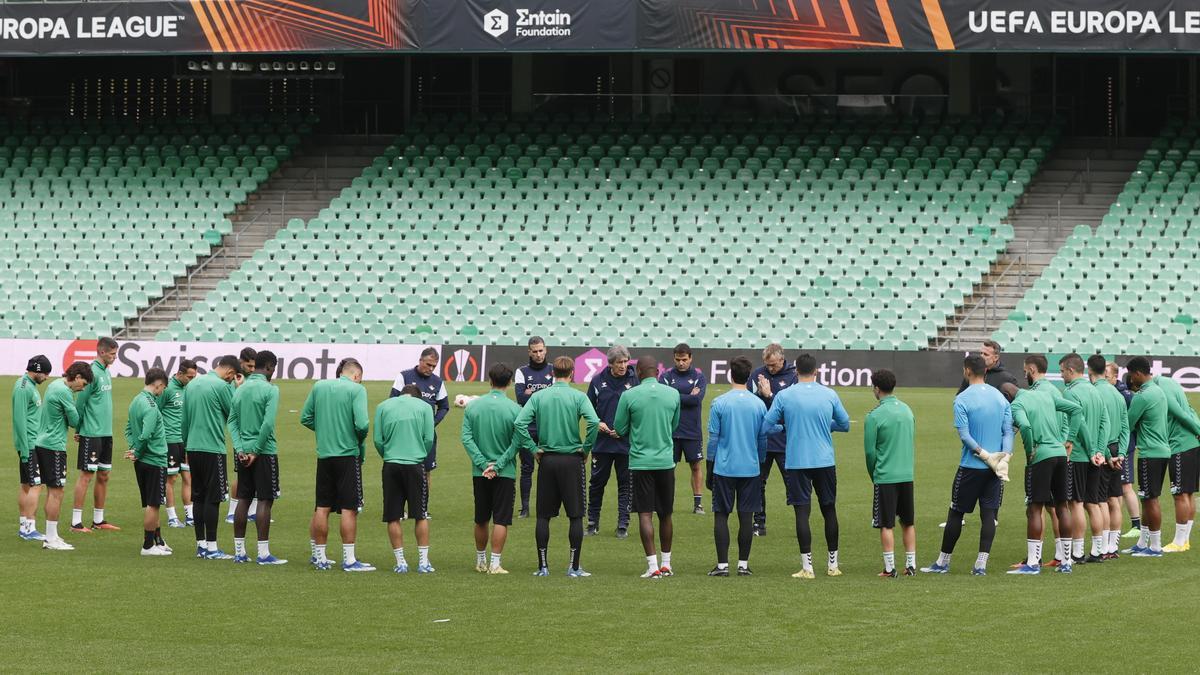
left=747, top=343, right=798, bottom=536
left=514, top=337, right=554, bottom=518
left=659, top=343, right=708, bottom=514
left=585, top=345, right=639, bottom=538
left=391, top=348, right=450, bottom=503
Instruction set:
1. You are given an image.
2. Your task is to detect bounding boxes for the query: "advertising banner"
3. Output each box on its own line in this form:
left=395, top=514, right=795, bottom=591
left=3, top=340, right=1200, bottom=391
left=0, top=0, right=410, bottom=55
left=421, top=0, right=636, bottom=51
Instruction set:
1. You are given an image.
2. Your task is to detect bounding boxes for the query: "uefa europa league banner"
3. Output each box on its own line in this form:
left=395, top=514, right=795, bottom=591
left=7, top=0, right=1200, bottom=54
left=4, top=339, right=1200, bottom=391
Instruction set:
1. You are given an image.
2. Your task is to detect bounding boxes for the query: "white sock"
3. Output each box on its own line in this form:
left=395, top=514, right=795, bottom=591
left=166, top=507, right=178, bottom=521
left=310, top=539, right=317, bottom=559
left=883, top=551, right=895, bottom=572
left=476, top=550, right=487, bottom=566
left=233, top=538, right=246, bottom=557
left=227, top=499, right=238, bottom=517
left=395, top=547, right=407, bottom=567
left=646, top=554, right=658, bottom=572
left=1174, top=523, right=1188, bottom=547
left=184, top=503, right=194, bottom=519
left=662, top=551, right=672, bottom=568
left=93, top=508, right=104, bottom=524
left=716, top=562, right=729, bottom=570
left=248, top=499, right=259, bottom=514
left=490, top=552, right=502, bottom=568
left=737, top=559, right=748, bottom=570
left=257, top=540, right=270, bottom=558
left=1091, top=536, right=1103, bottom=557
left=1054, top=538, right=1067, bottom=561
left=1149, top=530, right=1162, bottom=551
left=46, top=521, right=58, bottom=540
left=315, top=544, right=328, bottom=563
left=1186, top=520, right=1194, bottom=541
left=1137, top=526, right=1149, bottom=548
left=936, top=551, right=951, bottom=567
left=19, top=516, right=29, bottom=533
left=905, top=551, right=916, bottom=569
left=196, top=539, right=205, bottom=550
left=802, top=552, right=814, bottom=571
left=975, top=552, right=989, bottom=570
left=828, top=550, right=839, bottom=569
left=1108, top=530, right=1120, bottom=553
left=71, top=508, right=82, bottom=527
left=1071, top=538, right=1084, bottom=559
left=343, top=543, right=356, bottom=564
left=418, top=546, right=430, bottom=567
left=206, top=540, right=218, bottom=552
left=1027, top=539, right=1042, bottom=566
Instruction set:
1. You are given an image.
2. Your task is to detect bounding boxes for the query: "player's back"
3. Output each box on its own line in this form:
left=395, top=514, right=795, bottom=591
left=775, top=381, right=849, bottom=469
left=710, top=390, right=767, bottom=478
left=954, top=383, right=1009, bottom=467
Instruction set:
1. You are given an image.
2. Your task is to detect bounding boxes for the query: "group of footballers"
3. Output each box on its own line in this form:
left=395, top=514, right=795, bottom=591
left=11, top=335, right=1198, bottom=578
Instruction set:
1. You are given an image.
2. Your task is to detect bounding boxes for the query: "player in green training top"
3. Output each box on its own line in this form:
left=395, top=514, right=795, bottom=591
left=1089, top=355, right=1130, bottom=559
left=514, top=356, right=600, bottom=578
left=1059, top=353, right=1111, bottom=564
left=71, top=337, right=119, bottom=533
left=34, top=361, right=92, bottom=551
left=160, top=359, right=198, bottom=529
left=13, top=355, right=51, bottom=541
left=863, top=369, right=917, bottom=578
left=615, top=355, right=681, bottom=578
left=124, top=368, right=171, bottom=556
left=183, top=355, right=239, bottom=560
left=229, top=351, right=285, bottom=566
left=462, top=363, right=525, bottom=575
left=375, top=384, right=435, bottom=574
left=1124, top=357, right=1172, bottom=557
left=225, top=347, right=259, bottom=525
left=304, top=358, right=372, bottom=572
left=1151, top=372, right=1200, bottom=552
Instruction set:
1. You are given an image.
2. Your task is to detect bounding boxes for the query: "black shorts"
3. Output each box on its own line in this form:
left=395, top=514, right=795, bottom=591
left=950, top=466, right=1003, bottom=513
left=188, top=451, right=228, bottom=505
left=1138, top=457, right=1169, bottom=499
left=316, top=456, right=363, bottom=512
left=381, top=462, right=428, bottom=522
left=632, top=469, right=675, bottom=516
left=1122, top=445, right=1136, bottom=484
left=1083, top=462, right=1107, bottom=504
left=673, top=439, right=703, bottom=464
left=77, top=436, right=113, bottom=473
left=872, top=481, right=915, bottom=529
left=784, top=466, right=837, bottom=507
left=34, top=447, right=67, bottom=488
left=167, top=443, right=187, bottom=475
left=18, top=456, right=39, bottom=486
left=712, top=475, right=762, bottom=514
left=1170, top=448, right=1200, bottom=495
left=1026, top=456, right=1068, bottom=505
left=536, top=452, right=586, bottom=520
left=1104, top=464, right=1124, bottom=500
left=235, top=454, right=281, bottom=501
left=473, top=476, right=515, bottom=526
left=135, top=461, right=167, bottom=508
left=1066, top=461, right=1091, bottom=503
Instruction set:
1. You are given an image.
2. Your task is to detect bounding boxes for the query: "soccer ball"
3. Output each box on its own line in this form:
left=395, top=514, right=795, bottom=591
left=454, top=394, right=470, bottom=408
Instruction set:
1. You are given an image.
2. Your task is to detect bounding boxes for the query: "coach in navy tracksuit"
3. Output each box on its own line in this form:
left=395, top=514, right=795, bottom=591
left=586, top=345, right=638, bottom=538
left=747, top=343, right=797, bottom=536
left=659, top=343, right=708, bottom=514
left=514, top=336, right=554, bottom=518
left=391, top=347, right=450, bottom=477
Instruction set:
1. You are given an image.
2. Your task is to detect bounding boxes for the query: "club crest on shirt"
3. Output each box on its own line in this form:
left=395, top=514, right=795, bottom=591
left=624, top=383, right=631, bottom=389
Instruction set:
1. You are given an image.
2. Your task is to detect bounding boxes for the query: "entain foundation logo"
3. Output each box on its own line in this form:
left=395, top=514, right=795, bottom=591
left=482, top=5, right=572, bottom=40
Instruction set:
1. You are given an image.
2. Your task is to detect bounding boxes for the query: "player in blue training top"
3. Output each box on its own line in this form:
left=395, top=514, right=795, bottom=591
left=658, top=343, right=708, bottom=514
left=761, top=353, right=851, bottom=579
left=922, top=354, right=1013, bottom=576
left=705, top=356, right=768, bottom=577
left=514, top=336, right=554, bottom=518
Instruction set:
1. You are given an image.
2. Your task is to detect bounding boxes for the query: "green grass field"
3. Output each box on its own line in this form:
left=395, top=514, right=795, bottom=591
left=2, top=377, right=1198, bottom=672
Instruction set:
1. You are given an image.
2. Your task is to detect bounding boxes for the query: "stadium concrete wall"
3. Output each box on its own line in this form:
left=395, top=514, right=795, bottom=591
left=5, top=340, right=1200, bottom=391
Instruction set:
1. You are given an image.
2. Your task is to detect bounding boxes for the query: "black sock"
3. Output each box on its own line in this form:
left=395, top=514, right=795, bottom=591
left=979, top=508, right=998, bottom=554
left=143, top=530, right=155, bottom=549
left=737, top=511, right=754, bottom=562
left=535, top=517, right=550, bottom=568
left=192, top=504, right=205, bottom=542
left=1132, top=516, right=1141, bottom=530
left=794, top=504, right=813, bottom=554
left=568, top=517, right=583, bottom=568
left=203, top=502, right=219, bottom=542
left=941, top=509, right=964, bottom=555
left=819, top=502, right=839, bottom=552
left=714, top=512, right=730, bottom=565
left=694, top=494, right=702, bottom=508
left=154, top=527, right=163, bottom=546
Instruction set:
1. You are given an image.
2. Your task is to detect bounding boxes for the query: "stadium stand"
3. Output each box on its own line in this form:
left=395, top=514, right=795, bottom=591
left=161, top=112, right=1059, bottom=348
left=0, top=115, right=308, bottom=340
left=997, top=120, right=1199, bottom=355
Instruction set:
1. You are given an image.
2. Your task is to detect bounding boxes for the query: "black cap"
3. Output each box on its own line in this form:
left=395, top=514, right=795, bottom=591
left=27, top=355, right=51, bottom=374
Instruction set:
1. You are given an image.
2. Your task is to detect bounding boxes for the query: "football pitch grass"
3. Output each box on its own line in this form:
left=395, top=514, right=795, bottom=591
left=2, top=377, right=1198, bottom=672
